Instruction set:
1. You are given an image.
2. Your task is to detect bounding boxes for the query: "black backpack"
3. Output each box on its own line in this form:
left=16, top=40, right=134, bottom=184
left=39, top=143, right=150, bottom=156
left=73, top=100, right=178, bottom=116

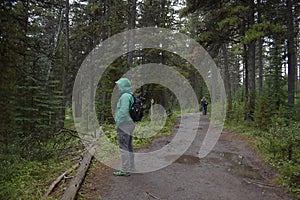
left=129, top=94, right=144, bottom=122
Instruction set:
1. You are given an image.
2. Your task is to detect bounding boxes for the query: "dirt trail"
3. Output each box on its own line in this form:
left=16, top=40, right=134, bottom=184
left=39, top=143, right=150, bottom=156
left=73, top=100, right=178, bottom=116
left=80, top=114, right=293, bottom=200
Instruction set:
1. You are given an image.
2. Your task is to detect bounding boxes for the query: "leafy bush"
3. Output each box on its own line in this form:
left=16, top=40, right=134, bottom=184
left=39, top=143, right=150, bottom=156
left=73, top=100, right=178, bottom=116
left=258, top=116, right=300, bottom=198
left=259, top=116, right=300, bottom=161
left=278, top=161, right=300, bottom=197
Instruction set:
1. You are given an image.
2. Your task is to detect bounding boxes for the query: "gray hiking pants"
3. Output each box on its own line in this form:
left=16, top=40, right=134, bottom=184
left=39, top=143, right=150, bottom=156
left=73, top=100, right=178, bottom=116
left=117, top=121, right=135, bottom=172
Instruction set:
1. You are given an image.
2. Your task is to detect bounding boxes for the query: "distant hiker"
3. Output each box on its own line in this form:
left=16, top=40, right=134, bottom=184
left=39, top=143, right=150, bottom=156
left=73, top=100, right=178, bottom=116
left=201, top=97, right=208, bottom=115
left=113, top=77, right=135, bottom=176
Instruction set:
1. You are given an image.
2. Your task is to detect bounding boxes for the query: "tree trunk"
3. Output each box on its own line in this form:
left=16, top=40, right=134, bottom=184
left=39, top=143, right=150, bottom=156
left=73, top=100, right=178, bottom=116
left=60, top=0, right=70, bottom=128
left=246, top=0, right=256, bottom=121
left=286, top=0, right=296, bottom=105
left=247, top=40, right=256, bottom=120
left=210, top=64, right=217, bottom=104
left=274, top=43, right=282, bottom=110
left=193, top=72, right=200, bottom=102
left=257, top=0, right=263, bottom=96
left=243, top=44, right=248, bottom=118
left=127, top=0, right=136, bottom=68
left=222, top=44, right=232, bottom=116
left=100, top=92, right=106, bottom=123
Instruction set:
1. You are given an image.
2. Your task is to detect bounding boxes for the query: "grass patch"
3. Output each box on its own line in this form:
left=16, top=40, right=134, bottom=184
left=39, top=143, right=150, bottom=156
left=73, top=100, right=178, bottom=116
left=0, top=153, right=75, bottom=200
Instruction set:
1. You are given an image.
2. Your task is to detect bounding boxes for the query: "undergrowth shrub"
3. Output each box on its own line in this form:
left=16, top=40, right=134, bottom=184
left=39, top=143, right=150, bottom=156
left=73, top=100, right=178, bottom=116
left=258, top=116, right=300, bottom=198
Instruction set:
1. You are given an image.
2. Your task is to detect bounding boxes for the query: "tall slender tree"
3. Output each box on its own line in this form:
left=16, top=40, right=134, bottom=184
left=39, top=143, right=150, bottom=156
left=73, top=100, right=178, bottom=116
left=286, top=0, right=297, bottom=105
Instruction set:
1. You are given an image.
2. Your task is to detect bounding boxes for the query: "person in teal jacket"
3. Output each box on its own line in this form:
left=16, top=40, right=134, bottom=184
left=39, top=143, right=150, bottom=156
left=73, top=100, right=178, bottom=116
left=113, top=77, right=135, bottom=176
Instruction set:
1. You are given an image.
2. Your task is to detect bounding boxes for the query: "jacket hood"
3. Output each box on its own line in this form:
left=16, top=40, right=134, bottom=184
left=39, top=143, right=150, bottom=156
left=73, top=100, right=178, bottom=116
left=115, top=78, right=132, bottom=93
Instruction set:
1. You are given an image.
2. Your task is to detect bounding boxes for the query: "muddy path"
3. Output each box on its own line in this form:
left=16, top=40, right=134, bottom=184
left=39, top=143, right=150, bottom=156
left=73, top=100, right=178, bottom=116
left=80, top=114, right=294, bottom=200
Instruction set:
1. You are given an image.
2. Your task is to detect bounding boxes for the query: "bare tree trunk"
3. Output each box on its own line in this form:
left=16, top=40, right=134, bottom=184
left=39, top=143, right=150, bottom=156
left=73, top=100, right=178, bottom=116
left=194, top=72, right=200, bottom=102
left=245, top=0, right=256, bottom=121
left=257, top=0, right=263, bottom=96
left=286, top=0, right=296, bottom=105
left=60, top=0, right=70, bottom=128
left=74, top=75, right=82, bottom=118
left=243, top=44, right=248, bottom=119
left=210, top=63, right=217, bottom=104
left=222, top=44, right=232, bottom=116
left=247, top=43, right=256, bottom=120
left=127, top=0, right=136, bottom=68
left=273, top=42, right=282, bottom=110
left=47, top=8, right=64, bottom=84
left=100, top=92, right=106, bottom=123
left=53, top=9, right=63, bottom=57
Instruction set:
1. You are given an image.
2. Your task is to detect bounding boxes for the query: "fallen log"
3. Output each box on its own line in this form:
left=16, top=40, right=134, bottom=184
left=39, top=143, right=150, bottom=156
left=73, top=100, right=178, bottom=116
left=61, top=144, right=99, bottom=200
left=42, top=163, right=80, bottom=199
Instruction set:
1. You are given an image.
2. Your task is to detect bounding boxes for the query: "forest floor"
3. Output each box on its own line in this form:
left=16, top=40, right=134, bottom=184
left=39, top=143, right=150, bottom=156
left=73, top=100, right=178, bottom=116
left=79, top=114, right=294, bottom=200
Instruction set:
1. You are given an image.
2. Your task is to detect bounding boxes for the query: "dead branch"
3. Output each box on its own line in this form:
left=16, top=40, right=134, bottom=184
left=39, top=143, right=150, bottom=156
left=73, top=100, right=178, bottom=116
left=242, top=178, right=282, bottom=189
left=146, top=191, right=161, bottom=199
left=61, top=130, right=102, bottom=200
left=54, top=128, right=79, bottom=138
left=42, top=163, right=79, bottom=199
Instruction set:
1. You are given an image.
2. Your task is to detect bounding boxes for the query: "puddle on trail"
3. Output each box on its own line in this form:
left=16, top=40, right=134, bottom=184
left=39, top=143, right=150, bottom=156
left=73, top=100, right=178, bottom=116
left=213, top=151, right=263, bottom=180
left=230, top=164, right=262, bottom=179
left=164, top=152, right=263, bottom=179
left=176, top=155, right=200, bottom=164
left=165, top=155, right=200, bottom=165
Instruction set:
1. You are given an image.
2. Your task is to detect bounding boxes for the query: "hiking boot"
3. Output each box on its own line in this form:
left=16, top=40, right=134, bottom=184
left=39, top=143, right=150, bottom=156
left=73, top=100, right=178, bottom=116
left=113, top=170, right=130, bottom=176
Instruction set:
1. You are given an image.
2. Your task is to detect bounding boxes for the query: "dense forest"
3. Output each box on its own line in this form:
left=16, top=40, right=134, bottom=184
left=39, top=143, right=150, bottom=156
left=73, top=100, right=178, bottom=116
left=0, top=0, right=299, bottom=198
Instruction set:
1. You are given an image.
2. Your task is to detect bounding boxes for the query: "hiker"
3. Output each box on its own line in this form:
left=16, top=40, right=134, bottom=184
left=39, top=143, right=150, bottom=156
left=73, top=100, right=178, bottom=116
left=113, top=77, right=135, bottom=176
left=201, top=97, right=208, bottom=115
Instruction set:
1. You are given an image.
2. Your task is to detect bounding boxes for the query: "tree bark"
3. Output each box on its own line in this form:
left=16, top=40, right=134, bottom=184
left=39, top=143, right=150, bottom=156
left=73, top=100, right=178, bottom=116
left=246, top=0, right=256, bottom=121
left=286, top=0, right=296, bottom=105
left=222, top=44, right=232, bottom=115
left=243, top=44, right=248, bottom=118
left=100, top=92, right=106, bottom=123
left=257, top=0, right=263, bottom=96
left=60, top=0, right=70, bottom=128
left=61, top=143, right=99, bottom=200
left=127, top=0, right=136, bottom=68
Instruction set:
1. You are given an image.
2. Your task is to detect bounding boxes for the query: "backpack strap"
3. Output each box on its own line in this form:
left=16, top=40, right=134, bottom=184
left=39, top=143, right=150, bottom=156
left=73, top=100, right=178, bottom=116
left=126, top=92, right=135, bottom=108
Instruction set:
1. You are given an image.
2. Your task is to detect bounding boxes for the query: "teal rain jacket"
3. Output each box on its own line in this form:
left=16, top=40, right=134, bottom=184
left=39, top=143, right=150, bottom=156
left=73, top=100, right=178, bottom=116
left=115, top=78, right=134, bottom=126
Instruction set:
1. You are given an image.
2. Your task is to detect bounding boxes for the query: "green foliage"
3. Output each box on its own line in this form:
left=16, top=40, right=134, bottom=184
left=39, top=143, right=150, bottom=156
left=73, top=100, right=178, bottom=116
left=257, top=116, right=300, bottom=197
left=243, top=28, right=265, bottom=44
left=254, top=94, right=272, bottom=130
left=217, top=16, right=239, bottom=31
left=229, top=101, right=245, bottom=124
left=230, top=5, right=249, bottom=14
left=243, top=22, right=285, bottom=44
left=14, top=73, right=63, bottom=159
left=197, top=32, right=215, bottom=43
left=278, top=161, right=300, bottom=197
left=0, top=152, right=74, bottom=199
